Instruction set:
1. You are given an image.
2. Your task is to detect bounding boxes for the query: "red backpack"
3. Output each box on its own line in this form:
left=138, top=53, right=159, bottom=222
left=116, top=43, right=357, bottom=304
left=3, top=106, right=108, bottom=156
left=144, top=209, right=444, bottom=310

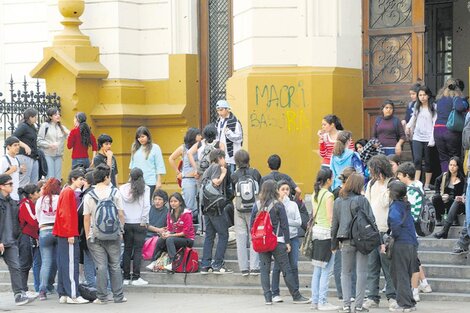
left=251, top=201, right=278, bottom=253
left=172, top=247, right=199, bottom=273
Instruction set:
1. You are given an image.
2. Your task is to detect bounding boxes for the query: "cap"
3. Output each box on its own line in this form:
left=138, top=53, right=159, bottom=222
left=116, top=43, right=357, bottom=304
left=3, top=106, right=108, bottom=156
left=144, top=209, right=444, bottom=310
left=216, top=100, right=231, bottom=110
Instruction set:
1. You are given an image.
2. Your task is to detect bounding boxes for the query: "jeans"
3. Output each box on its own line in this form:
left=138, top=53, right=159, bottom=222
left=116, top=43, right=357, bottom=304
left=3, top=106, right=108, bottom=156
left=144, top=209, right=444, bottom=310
left=382, top=147, right=396, bottom=156
left=341, top=240, right=369, bottom=308
left=83, top=249, right=96, bottom=287
left=311, top=252, right=335, bottom=305
left=182, top=177, right=198, bottom=220
left=391, top=244, right=417, bottom=309
left=272, top=237, right=300, bottom=297
left=18, top=233, right=40, bottom=292
left=434, top=127, right=462, bottom=173
left=0, top=244, right=23, bottom=297
left=122, top=223, right=147, bottom=280
left=38, top=228, right=58, bottom=293
left=259, top=243, right=302, bottom=302
left=154, top=237, right=193, bottom=260
left=148, top=185, right=156, bottom=203
left=71, top=157, right=90, bottom=169
left=45, top=155, right=62, bottom=179
left=366, top=242, right=396, bottom=302
left=234, top=207, right=259, bottom=271
left=201, top=214, right=229, bottom=269
left=412, top=140, right=432, bottom=172
left=334, top=249, right=357, bottom=299
left=17, top=155, right=39, bottom=187
left=457, top=221, right=470, bottom=250
left=56, top=237, right=80, bottom=298
left=87, top=238, right=125, bottom=301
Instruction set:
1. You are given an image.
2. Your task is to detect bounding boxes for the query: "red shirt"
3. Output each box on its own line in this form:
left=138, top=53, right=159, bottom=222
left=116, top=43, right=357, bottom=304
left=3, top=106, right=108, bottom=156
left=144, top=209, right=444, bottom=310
left=18, top=198, right=39, bottom=239
left=166, top=209, right=195, bottom=240
left=319, top=134, right=355, bottom=165
left=53, top=187, right=79, bottom=238
left=67, top=127, right=98, bottom=159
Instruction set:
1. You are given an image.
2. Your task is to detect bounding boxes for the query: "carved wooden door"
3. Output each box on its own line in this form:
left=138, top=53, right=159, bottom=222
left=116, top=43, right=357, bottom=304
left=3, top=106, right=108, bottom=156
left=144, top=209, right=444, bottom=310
left=363, top=0, right=425, bottom=138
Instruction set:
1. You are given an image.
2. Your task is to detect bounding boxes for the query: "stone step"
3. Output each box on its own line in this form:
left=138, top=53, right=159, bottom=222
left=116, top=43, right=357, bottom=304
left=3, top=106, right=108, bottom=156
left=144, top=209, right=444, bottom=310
left=417, top=250, right=470, bottom=265
left=429, top=226, right=464, bottom=239
left=418, top=238, right=459, bottom=251
left=423, top=264, right=470, bottom=279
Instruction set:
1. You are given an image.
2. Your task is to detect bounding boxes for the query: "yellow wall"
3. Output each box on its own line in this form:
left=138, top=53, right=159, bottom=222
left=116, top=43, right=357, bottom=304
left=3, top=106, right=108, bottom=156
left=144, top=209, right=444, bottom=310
left=226, top=67, right=363, bottom=194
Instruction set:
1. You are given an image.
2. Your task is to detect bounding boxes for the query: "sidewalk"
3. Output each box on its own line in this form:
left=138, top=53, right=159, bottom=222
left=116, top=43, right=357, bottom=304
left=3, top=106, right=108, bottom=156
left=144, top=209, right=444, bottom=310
left=0, top=292, right=468, bottom=313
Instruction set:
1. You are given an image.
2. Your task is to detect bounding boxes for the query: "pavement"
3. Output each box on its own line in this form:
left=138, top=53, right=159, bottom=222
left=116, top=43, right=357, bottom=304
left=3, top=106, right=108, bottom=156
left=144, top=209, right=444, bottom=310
left=0, top=292, right=469, bottom=313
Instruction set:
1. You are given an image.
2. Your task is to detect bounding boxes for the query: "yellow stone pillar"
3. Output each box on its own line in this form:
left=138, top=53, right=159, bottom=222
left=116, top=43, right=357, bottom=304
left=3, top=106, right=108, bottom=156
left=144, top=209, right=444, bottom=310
left=30, top=0, right=108, bottom=180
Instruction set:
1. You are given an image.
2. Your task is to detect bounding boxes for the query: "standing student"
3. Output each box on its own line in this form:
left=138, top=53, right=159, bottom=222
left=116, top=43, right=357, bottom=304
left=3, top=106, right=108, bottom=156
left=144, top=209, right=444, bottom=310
left=53, top=169, right=89, bottom=304
left=129, top=126, right=166, bottom=201
left=0, top=174, right=35, bottom=305
left=318, top=114, right=353, bottom=167
left=37, top=108, right=69, bottom=179
left=13, top=108, right=40, bottom=186
left=120, top=168, right=150, bottom=286
left=373, top=100, right=406, bottom=156
left=330, top=131, right=363, bottom=190
left=1, top=136, right=23, bottom=201
left=93, top=134, right=118, bottom=187
left=67, top=112, right=98, bottom=169
left=18, top=184, right=41, bottom=298
left=261, top=154, right=302, bottom=201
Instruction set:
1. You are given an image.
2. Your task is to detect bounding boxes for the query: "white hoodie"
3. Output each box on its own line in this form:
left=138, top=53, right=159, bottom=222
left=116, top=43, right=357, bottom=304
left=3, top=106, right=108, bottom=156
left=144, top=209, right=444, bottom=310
left=119, top=183, right=150, bottom=224
left=282, top=196, right=302, bottom=239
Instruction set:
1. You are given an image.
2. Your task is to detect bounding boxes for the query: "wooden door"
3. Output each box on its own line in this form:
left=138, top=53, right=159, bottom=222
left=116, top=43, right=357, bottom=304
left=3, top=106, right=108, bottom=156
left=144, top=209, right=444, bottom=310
left=362, top=0, right=425, bottom=139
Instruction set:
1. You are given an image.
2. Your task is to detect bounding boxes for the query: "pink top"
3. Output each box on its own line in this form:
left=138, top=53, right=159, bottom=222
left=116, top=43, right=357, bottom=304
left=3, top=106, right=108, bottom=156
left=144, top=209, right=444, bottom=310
left=166, top=208, right=195, bottom=240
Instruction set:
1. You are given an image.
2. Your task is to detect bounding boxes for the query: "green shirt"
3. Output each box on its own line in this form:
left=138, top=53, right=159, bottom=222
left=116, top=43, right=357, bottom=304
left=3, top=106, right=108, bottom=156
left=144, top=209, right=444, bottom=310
left=312, top=188, right=334, bottom=228
left=407, top=181, right=424, bottom=222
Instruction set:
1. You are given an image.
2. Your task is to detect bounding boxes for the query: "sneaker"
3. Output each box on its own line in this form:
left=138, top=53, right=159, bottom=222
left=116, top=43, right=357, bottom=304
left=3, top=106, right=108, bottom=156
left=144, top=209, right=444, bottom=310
left=66, top=296, right=89, bottom=304
left=389, top=306, right=417, bottom=312
left=293, top=295, right=311, bottom=304
left=131, top=278, right=149, bottom=286
left=338, top=306, right=351, bottom=313
left=350, top=298, right=355, bottom=302
left=424, top=186, right=431, bottom=192
left=25, top=291, right=39, bottom=299
left=146, top=261, right=156, bottom=270
left=241, top=270, right=250, bottom=276
left=39, top=291, right=47, bottom=301
left=388, top=298, right=399, bottom=310
left=418, top=284, right=432, bottom=293
left=93, top=298, right=108, bottom=304
left=318, top=302, right=340, bottom=311
left=273, top=295, right=284, bottom=303
left=355, top=307, right=369, bottom=312
left=363, top=299, right=379, bottom=309
left=265, top=300, right=273, bottom=305
left=15, top=293, right=34, bottom=306
left=114, top=297, right=128, bottom=303
left=250, top=269, right=260, bottom=276
left=213, top=266, right=233, bottom=274
left=413, top=291, right=420, bottom=302
left=164, top=263, right=174, bottom=271
left=311, top=303, right=318, bottom=310
left=200, top=267, right=212, bottom=274
left=59, top=296, right=67, bottom=304
left=451, top=247, right=468, bottom=255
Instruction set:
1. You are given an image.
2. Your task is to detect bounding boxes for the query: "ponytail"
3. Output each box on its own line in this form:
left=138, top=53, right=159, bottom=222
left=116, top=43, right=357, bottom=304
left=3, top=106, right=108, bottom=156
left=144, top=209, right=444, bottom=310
left=313, top=168, right=333, bottom=201
left=333, top=130, right=352, bottom=156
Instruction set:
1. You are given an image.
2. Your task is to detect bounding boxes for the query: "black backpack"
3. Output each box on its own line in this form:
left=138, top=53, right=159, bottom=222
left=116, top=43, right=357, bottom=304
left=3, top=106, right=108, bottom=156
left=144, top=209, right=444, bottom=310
left=200, top=178, right=226, bottom=215
left=234, top=168, right=259, bottom=213
left=197, top=141, right=219, bottom=175
left=350, top=197, right=381, bottom=255
left=408, top=186, right=436, bottom=237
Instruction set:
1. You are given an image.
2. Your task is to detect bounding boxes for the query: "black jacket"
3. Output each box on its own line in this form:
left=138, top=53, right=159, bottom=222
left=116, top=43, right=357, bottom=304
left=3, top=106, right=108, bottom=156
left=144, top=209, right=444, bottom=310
left=331, top=193, right=375, bottom=250
left=434, top=172, right=465, bottom=201
left=13, top=122, right=38, bottom=159
left=0, top=194, right=21, bottom=247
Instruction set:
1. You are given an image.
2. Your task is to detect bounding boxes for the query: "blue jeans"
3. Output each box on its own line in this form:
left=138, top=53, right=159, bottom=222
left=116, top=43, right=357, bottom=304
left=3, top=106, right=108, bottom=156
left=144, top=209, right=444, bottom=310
left=17, top=155, right=39, bottom=187
left=272, top=237, right=300, bottom=296
left=201, top=214, right=229, bottom=269
left=182, top=177, right=198, bottom=219
left=382, top=147, right=396, bottom=156
left=71, top=157, right=90, bottom=169
left=334, top=250, right=357, bottom=299
left=465, top=176, right=470, bottom=235
left=18, top=234, right=41, bottom=292
left=311, top=252, right=335, bottom=305
left=83, top=249, right=96, bottom=287
left=38, top=229, right=58, bottom=293
left=45, top=155, right=62, bottom=179
left=366, top=243, right=396, bottom=302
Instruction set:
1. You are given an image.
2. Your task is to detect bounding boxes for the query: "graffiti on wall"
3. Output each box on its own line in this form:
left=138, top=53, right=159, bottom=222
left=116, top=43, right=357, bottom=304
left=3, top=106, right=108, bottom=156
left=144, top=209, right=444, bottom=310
left=250, top=81, right=309, bottom=132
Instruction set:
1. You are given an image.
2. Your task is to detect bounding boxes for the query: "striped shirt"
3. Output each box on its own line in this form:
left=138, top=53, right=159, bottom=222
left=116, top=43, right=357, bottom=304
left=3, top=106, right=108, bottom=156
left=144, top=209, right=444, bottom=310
left=407, top=181, right=424, bottom=221
left=319, top=134, right=355, bottom=165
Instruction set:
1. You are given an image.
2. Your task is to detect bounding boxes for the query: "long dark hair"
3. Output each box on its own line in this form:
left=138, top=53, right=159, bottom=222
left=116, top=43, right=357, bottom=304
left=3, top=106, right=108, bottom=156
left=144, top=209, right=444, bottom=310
left=132, top=126, right=153, bottom=159
left=414, top=86, right=435, bottom=115
left=447, top=156, right=466, bottom=182
left=259, top=180, right=279, bottom=207
left=184, top=127, right=201, bottom=149
left=314, top=168, right=332, bottom=201
left=23, top=108, right=38, bottom=124
left=75, top=112, right=92, bottom=147
left=169, top=192, right=186, bottom=222
left=45, top=107, right=66, bottom=135
left=368, top=155, right=394, bottom=180
left=129, top=168, right=146, bottom=201
left=18, top=184, right=40, bottom=200
left=323, top=114, right=344, bottom=131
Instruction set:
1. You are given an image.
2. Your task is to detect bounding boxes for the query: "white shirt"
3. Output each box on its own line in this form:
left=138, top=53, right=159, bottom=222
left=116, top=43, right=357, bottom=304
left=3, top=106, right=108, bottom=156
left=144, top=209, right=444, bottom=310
left=0, top=154, right=20, bottom=201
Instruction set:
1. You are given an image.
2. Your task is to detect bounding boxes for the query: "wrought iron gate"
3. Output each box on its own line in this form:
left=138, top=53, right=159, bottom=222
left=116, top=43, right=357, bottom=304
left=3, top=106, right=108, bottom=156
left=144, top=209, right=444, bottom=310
left=0, top=77, right=61, bottom=147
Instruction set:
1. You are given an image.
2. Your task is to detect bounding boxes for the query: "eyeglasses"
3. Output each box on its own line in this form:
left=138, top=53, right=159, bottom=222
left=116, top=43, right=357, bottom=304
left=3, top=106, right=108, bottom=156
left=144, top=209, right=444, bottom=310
left=2, top=182, right=13, bottom=186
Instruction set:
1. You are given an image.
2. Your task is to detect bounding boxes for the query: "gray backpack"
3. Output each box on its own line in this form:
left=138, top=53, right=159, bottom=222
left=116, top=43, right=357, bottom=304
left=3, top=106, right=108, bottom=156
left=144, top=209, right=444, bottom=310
left=89, top=188, right=121, bottom=240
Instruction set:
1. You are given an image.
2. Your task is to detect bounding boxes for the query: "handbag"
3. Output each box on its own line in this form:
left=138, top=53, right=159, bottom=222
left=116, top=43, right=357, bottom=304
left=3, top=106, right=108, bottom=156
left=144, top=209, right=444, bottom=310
left=300, top=191, right=326, bottom=258
left=142, top=235, right=159, bottom=260
left=446, top=97, right=465, bottom=131
left=153, top=252, right=171, bottom=272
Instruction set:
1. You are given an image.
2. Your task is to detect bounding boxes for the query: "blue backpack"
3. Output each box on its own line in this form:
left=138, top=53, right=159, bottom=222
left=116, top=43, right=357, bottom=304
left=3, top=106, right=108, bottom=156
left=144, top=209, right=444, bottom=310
left=89, top=188, right=121, bottom=240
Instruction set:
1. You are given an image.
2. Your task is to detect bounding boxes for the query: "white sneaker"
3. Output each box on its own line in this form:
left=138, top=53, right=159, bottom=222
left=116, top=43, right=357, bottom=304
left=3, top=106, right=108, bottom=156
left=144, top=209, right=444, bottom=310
left=131, top=278, right=149, bottom=286
left=123, top=279, right=130, bottom=286
left=413, top=292, right=420, bottom=302
left=272, top=295, right=283, bottom=303
left=66, top=296, right=89, bottom=304
left=318, top=302, right=340, bottom=311
left=59, top=296, right=67, bottom=304
left=388, top=298, right=399, bottom=310
left=25, top=291, right=39, bottom=299
left=146, top=261, right=156, bottom=270
left=363, top=299, right=379, bottom=309
left=418, top=284, right=432, bottom=293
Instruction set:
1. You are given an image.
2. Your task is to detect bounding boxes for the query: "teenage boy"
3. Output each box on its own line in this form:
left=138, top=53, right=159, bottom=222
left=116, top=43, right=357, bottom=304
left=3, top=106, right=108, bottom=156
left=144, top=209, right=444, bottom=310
left=0, top=136, right=24, bottom=201
left=93, top=134, right=118, bottom=187
left=200, top=149, right=233, bottom=274
left=396, top=162, right=433, bottom=301
left=83, top=164, right=126, bottom=304
left=260, top=154, right=301, bottom=200
left=0, top=174, right=35, bottom=305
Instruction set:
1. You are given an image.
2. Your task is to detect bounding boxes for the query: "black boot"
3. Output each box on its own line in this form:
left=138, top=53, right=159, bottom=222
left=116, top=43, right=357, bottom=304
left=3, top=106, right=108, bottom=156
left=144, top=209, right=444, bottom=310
left=434, top=222, right=451, bottom=239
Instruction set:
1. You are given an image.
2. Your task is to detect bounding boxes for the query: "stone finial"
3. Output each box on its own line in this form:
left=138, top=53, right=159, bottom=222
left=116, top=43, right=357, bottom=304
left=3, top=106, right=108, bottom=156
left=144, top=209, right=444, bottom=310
left=53, top=0, right=91, bottom=46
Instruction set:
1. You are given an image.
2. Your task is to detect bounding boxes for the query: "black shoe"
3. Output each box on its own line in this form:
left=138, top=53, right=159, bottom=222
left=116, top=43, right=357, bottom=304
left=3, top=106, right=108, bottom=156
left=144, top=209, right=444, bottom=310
left=433, top=230, right=448, bottom=239
left=452, top=247, right=468, bottom=255
left=293, top=295, right=311, bottom=304
left=200, top=267, right=212, bottom=274
left=355, top=307, right=369, bottom=312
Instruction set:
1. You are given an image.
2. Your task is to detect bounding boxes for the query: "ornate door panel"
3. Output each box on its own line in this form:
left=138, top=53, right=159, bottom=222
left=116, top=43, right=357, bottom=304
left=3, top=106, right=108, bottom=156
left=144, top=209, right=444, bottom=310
left=363, top=0, right=425, bottom=139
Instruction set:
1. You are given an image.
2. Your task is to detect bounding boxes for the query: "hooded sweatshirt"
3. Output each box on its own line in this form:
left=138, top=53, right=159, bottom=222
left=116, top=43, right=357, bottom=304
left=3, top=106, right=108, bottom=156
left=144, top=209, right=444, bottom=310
left=119, top=183, right=150, bottom=224
left=282, top=196, right=301, bottom=239
left=18, top=198, right=39, bottom=239
left=53, top=186, right=79, bottom=238
left=331, top=149, right=361, bottom=190
left=166, top=208, right=195, bottom=240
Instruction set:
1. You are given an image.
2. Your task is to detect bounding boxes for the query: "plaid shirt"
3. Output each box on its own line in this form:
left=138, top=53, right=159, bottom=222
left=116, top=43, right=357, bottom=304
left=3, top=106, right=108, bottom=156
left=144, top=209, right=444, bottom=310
left=359, top=138, right=384, bottom=163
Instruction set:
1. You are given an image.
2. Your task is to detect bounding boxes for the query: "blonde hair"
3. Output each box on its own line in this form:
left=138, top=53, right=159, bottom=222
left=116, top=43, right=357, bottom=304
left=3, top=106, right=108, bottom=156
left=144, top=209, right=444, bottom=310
left=333, top=130, right=352, bottom=156
left=436, top=77, right=463, bottom=100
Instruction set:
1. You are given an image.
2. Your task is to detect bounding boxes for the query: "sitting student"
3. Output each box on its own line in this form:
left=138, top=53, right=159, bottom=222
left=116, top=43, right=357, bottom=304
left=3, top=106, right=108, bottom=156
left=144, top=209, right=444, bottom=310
left=146, top=189, right=169, bottom=239
left=432, top=156, right=466, bottom=227
left=93, top=134, right=118, bottom=187
left=153, top=192, right=195, bottom=271
left=387, top=181, right=418, bottom=312
left=261, top=154, right=301, bottom=200
left=396, top=162, right=433, bottom=302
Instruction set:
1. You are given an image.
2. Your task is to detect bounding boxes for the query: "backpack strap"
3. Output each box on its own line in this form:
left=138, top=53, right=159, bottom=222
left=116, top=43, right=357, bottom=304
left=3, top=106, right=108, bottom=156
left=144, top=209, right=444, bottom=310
left=440, top=173, right=447, bottom=195
left=88, top=189, right=100, bottom=203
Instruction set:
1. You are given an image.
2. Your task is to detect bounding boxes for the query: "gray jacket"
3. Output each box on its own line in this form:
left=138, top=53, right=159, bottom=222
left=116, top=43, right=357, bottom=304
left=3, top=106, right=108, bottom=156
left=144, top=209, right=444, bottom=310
left=331, top=193, right=375, bottom=250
